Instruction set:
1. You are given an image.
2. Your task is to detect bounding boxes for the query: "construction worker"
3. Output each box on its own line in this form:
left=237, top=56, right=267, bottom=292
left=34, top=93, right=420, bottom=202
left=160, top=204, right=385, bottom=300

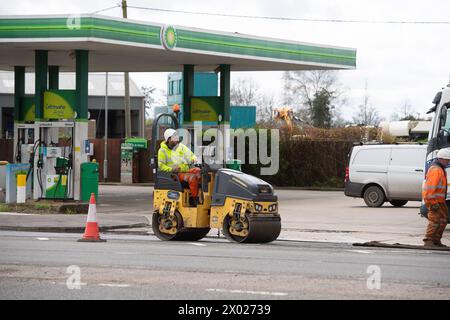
left=158, top=128, right=201, bottom=204
left=422, top=148, right=450, bottom=247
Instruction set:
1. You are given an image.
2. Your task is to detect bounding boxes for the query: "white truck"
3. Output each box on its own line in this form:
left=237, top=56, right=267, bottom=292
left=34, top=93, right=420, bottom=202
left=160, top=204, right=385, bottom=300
left=420, top=83, right=450, bottom=220
left=426, top=83, right=450, bottom=167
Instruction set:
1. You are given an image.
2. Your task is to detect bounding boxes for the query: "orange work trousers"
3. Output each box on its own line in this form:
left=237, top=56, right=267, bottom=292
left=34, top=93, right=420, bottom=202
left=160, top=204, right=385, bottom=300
left=178, top=167, right=201, bottom=198
left=424, top=202, right=448, bottom=244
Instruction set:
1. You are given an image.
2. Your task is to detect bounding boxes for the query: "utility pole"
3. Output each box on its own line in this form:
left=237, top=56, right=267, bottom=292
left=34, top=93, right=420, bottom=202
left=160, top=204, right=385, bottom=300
left=122, top=0, right=131, bottom=138
left=104, top=72, right=109, bottom=182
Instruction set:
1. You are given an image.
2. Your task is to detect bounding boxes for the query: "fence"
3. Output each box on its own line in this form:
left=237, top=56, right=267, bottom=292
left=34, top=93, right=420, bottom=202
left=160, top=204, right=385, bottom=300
left=1, top=137, right=352, bottom=187
left=0, top=139, right=14, bottom=163
left=241, top=140, right=353, bottom=188
left=90, top=139, right=154, bottom=183
left=90, top=139, right=122, bottom=182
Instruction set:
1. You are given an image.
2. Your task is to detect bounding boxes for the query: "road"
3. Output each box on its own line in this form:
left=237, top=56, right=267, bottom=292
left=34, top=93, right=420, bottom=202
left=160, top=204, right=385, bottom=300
left=95, top=185, right=447, bottom=244
left=1, top=230, right=449, bottom=299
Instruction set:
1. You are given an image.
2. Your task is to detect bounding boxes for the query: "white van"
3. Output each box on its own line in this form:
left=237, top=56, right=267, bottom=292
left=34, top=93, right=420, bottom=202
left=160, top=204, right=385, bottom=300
left=344, top=144, right=427, bottom=207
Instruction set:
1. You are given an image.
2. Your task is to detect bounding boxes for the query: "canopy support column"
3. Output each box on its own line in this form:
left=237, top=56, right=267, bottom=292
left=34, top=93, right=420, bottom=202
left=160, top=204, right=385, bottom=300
left=182, top=64, right=195, bottom=124
left=48, top=65, right=59, bottom=90
left=219, top=64, right=230, bottom=123
left=74, top=49, right=89, bottom=201
left=76, top=50, right=88, bottom=120
left=13, top=66, right=25, bottom=161
left=34, top=50, right=47, bottom=121
left=14, top=66, right=25, bottom=123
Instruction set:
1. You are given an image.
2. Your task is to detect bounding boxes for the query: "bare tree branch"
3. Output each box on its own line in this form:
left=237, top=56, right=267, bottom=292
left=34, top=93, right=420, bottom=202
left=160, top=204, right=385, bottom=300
left=352, top=82, right=382, bottom=126
left=283, top=70, right=347, bottom=127
left=231, top=77, right=277, bottom=122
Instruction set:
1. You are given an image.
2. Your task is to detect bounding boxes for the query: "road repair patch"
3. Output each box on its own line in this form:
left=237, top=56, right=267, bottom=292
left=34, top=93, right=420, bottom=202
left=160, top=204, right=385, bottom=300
left=205, top=288, right=288, bottom=296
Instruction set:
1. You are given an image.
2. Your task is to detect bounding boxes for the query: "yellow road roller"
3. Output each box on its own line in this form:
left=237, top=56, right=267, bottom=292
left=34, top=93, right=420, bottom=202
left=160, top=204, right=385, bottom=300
left=150, top=113, right=281, bottom=243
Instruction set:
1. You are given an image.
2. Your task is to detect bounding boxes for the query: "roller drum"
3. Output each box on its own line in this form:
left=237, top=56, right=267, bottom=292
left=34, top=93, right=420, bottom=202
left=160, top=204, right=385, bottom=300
left=223, top=214, right=281, bottom=243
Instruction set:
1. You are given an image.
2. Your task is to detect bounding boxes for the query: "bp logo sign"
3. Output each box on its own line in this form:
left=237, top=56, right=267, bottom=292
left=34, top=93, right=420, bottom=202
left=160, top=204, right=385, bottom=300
left=161, top=25, right=178, bottom=50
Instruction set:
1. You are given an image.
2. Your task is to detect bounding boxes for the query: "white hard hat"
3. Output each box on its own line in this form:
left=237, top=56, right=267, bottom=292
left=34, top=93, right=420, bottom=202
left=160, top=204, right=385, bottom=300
left=164, top=128, right=177, bottom=142
left=437, top=148, right=450, bottom=160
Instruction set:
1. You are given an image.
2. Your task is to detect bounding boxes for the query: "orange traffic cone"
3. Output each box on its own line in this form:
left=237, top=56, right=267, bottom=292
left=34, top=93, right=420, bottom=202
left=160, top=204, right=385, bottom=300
left=78, top=193, right=106, bottom=242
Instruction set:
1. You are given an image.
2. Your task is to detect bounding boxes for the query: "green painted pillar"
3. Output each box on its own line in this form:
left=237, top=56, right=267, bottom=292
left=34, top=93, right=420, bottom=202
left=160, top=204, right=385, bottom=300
left=14, top=66, right=25, bottom=122
left=182, top=64, right=194, bottom=123
left=76, top=50, right=89, bottom=120
left=220, top=64, right=231, bottom=122
left=48, top=65, right=59, bottom=90
left=34, top=50, right=48, bottom=121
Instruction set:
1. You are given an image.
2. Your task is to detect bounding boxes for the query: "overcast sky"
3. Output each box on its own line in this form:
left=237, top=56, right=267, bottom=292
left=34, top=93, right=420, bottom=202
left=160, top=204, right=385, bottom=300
left=2, top=0, right=450, bottom=121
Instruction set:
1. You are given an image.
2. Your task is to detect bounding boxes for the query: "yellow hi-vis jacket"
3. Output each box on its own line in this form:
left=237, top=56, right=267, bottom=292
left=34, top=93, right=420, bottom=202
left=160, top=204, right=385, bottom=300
left=422, top=162, right=448, bottom=206
left=158, top=141, right=197, bottom=173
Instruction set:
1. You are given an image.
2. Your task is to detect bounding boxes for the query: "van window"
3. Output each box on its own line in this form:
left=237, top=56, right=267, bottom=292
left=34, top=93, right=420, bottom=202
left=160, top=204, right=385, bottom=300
left=353, top=148, right=390, bottom=165
left=390, top=148, right=425, bottom=167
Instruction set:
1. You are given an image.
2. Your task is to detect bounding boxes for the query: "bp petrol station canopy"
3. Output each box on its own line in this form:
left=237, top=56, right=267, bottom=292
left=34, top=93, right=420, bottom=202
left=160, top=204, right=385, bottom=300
left=0, top=15, right=356, bottom=72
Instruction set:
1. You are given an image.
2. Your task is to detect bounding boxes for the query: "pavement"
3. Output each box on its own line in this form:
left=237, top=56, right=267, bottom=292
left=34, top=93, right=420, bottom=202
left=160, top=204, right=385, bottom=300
left=0, top=185, right=449, bottom=246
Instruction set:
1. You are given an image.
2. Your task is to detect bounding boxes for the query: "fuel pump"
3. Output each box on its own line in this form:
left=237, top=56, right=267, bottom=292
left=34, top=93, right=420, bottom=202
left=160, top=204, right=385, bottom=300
left=12, top=123, right=36, bottom=202
left=14, top=123, right=35, bottom=165
left=32, top=122, right=75, bottom=200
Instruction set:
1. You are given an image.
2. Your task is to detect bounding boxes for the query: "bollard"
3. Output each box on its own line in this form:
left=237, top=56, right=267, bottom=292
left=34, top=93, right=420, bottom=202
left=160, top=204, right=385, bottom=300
left=16, top=174, right=26, bottom=203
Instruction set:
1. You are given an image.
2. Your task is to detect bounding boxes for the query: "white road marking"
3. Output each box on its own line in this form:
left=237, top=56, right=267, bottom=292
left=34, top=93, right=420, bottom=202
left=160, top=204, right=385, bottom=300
left=0, top=212, right=36, bottom=216
left=189, top=242, right=207, bottom=247
left=348, top=250, right=372, bottom=254
left=206, top=288, right=288, bottom=296
left=57, top=282, right=87, bottom=286
left=37, top=237, right=49, bottom=241
left=98, top=283, right=131, bottom=288
left=114, top=252, right=137, bottom=255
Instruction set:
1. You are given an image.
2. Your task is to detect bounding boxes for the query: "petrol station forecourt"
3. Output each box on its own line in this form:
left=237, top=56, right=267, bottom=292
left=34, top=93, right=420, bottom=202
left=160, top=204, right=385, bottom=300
left=0, top=14, right=356, bottom=203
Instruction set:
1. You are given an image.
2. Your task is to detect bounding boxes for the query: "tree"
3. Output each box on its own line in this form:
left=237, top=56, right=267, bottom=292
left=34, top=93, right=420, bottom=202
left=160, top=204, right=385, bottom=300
left=256, top=93, right=276, bottom=122
left=231, top=77, right=277, bottom=122
left=230, top=78, right=259, bottom=106
left=311, top=89, right=332, bottom=128
left=141, top=85, right=166, bottom=122
left=282, top=70, right=347, bottom=128
left=391, top=99, right=420, bottom=121
left=330, top=106, right=347, bottom=128
left=352, top=82, right=382, bottom=126
left=141, top=85, right=156, bottom=119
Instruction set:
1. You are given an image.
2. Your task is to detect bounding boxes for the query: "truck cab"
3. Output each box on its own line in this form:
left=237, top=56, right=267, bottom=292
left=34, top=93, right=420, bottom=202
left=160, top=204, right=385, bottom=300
left=426, top=84, right=450, bottom=169
left=421, top=84, right=450, bottom=220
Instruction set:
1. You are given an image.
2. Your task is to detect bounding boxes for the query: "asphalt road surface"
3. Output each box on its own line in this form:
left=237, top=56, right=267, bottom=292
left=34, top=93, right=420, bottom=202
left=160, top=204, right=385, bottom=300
left=0, top=231, right=449, bottom=300
left=94, top=186, right=448, bottom=245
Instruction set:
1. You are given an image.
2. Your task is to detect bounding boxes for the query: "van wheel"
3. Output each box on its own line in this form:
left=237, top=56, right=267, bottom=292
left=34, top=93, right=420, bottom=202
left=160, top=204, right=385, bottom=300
left=390, top=200, right=408, bottom=207
left=363, top=186, right=385, bottom=207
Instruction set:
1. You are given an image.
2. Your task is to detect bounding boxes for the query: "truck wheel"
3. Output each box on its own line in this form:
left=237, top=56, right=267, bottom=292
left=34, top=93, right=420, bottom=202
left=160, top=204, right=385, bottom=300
left=389, top=200, right=408, bottom=207
left=363, top=186, right=385, bottom=207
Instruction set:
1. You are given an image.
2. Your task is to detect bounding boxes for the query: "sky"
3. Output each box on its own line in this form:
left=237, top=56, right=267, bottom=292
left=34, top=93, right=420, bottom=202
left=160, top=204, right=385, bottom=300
left=1, top=0, right=450, bottom=121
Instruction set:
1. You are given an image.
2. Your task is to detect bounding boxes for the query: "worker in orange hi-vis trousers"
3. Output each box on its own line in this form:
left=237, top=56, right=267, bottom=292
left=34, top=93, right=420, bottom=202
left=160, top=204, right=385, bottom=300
left=178, top=167, right=201, bottom=198
left=422, top=148, right=450, bottom=247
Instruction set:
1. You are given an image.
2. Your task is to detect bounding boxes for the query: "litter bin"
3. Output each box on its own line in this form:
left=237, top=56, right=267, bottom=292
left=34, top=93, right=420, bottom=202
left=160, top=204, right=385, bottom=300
left=81, top=162, right=99, bottom=202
